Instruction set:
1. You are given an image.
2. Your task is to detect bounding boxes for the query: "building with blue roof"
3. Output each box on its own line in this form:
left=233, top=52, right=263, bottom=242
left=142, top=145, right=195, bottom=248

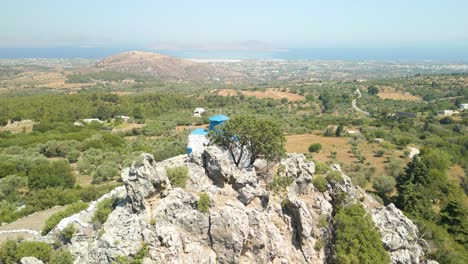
left=187, top=114, right=230, bottom=155
left=209, top=114, right=229, bottom=130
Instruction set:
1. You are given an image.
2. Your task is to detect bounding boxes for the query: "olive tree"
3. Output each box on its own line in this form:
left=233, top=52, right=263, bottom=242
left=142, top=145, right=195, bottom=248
left=210, top=116, right=286, bottom=167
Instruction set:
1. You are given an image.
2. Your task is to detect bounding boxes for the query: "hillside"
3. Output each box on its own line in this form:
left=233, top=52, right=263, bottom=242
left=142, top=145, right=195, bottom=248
left=96, top=51, right=242, bottom=81
left=31, top=147, right=438, bottom=264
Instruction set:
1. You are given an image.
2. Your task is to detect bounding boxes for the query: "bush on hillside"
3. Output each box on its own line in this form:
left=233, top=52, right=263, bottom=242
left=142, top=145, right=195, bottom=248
left=166, top=166, right=189, bottom=188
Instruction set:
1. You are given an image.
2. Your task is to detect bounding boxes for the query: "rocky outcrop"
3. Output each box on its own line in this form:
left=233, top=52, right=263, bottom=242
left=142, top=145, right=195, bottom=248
left=46, top=146, right=435, bottom=264
left=371, top=204, right=425, bottom=264
left=121, top=153, right=171, bottom=213
left=20, top=257, right=44, bottom=264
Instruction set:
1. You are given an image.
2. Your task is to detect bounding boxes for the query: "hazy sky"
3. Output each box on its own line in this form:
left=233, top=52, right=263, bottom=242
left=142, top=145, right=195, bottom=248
left=2, top=0, right=468, bottom=49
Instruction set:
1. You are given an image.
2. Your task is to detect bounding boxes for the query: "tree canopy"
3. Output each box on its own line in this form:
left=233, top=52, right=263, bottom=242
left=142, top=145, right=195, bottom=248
left=333, top=204, right=390, bottom=264
left=210, top=115, right=286, bottom=167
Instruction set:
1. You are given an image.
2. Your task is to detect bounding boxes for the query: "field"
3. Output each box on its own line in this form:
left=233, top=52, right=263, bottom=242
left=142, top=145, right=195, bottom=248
left=377, top=92, right=423, bottom=101
left=376, top=85, right=422, bottom=101
left=285, top=133, right=406, bottom=177
left=218, top=88, right=305, bottom=101
left=0, top=120, right=35, bottom=133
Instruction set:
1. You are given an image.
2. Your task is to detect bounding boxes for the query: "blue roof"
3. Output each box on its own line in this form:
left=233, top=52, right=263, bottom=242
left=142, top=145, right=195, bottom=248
left=190, top=128, right=208, bottom=136
left=210, top=114, right=229, bottom=122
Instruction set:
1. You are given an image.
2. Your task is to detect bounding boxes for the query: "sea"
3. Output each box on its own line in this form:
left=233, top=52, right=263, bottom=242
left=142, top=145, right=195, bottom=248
left=0, top=46, right=467, bottom=62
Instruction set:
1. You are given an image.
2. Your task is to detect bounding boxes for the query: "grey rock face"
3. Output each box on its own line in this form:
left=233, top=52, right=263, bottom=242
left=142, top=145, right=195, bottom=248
left=370, top=203, right=425, bottom=264
left=58, top=148, right=435, bottom=264
left=122, top=153, right=171, bottom=213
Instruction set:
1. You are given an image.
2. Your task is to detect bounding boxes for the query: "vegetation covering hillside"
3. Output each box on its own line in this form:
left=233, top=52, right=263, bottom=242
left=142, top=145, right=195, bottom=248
left=0, top=69, right=466, bottom=263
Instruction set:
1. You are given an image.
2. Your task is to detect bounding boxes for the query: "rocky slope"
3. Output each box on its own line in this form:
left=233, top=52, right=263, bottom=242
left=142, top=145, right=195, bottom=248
left=96, top=51, right=242, bottom=81
left=45, top=146, right=437, bottom=263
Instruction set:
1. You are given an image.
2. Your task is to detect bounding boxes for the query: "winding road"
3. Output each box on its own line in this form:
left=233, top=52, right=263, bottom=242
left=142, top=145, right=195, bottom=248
left=352, top=89, right=371, bottom=116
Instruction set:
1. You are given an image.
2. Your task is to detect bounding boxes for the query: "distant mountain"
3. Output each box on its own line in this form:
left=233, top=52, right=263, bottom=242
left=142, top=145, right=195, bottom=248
left=96, top=51, right=241, bottom=81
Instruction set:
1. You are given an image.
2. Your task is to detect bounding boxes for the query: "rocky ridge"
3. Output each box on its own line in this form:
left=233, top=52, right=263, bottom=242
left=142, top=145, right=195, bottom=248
left=45, top=146, right=437, bottom=264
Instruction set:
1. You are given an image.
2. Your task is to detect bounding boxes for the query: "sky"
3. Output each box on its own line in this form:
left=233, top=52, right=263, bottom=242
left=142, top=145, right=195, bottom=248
left=1, top=0, right=468, bottom=50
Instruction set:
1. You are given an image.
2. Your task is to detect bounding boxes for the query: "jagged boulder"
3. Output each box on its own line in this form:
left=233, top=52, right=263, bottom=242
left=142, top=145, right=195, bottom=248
left=55, top=147, right=436, bottom=264
left=370, top=203, right=426, bottom=264
left=203, top=147, right=268, bottom=206
left=281, top=154, right=315, bottom=194
left=121, top=153, right=171, bottom=213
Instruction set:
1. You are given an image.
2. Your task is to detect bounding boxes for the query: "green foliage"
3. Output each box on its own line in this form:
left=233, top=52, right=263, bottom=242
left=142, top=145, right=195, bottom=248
left=268, top=174, right=295, bottom=194
left=395, top=157, right=435, bottom=219
left=42, top=201, right=88, bottom=235
left=197, top=193, right=210, bottom=213
left=114, top=243, right=148, bottom=264
left=60, top=224, right=76, bottom=244
left=210, top=115, right=285, bottom=167
left=326, top=171, right=344, bottom=185
left=313, top=176, right=328, bottom=192
left=367, top=85, right=379, bottom=95
left=92, top=197, right=119, bottom=225
left=16, top=241, right=53, bottom=263
left=166, top=166, right=189, bottom=188
left=308, top=143, right=322, bottom=153
left=0, top=240, right=73, bottom=264
left=333, top=204, right=390, bottom=264
left=49, top=250, right=74, bottom=264
left=414, top=217, right=468, bottom=263
left=0, top=161, right=16, bottom=178
left=0, top=201, right=19, bottom=223
left=315, top=162, right=330, bottom=174
left=439, top=199, right=468, bottom=246
left=28, top=160, right=76, bottom=190
left=372, top=175, right=396, bottom=199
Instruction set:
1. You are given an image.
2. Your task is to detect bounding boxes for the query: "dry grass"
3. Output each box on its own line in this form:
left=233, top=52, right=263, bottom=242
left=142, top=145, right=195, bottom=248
left=111, top=123, right=146, bottom=133
left=111, top=91, right=136, bottom=96
left=0, top=120, right=35, bottom=133
left=377, top=92, right=422, bottom=101
left=218, top=88, right=305, bottom=102
left=285, top=133, right=403, bottom=176
left=376, top=85, right=422, bottom=101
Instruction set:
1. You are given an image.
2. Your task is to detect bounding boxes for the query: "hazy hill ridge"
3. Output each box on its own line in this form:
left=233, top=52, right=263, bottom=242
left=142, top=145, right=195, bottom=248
left=96, top=51, right=241, bottom=81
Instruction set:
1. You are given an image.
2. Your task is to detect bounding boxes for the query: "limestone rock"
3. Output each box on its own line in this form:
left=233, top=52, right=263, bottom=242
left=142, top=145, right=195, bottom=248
left=122, top=153, right=171, bottom=213
left=52, top=146, right=436, bottom=264
left=20, top=257, right=44, bottom=264
left=370, top=203, right=428, bottom=264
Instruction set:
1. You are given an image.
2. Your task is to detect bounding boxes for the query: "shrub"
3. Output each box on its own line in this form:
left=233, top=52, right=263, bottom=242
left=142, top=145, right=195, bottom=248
left=326, top=171, right=344, bottom=184
left=197, top=193, right=210, bottom=213
left=308, top=143, right=322, bottom=153
left=350, top=172, right=368, bottom=188
left=268, top=175, right=295, bottom=194
left=93, top=162, right=118, bottom=184
left=49, top=250, right=73, bottom=264
left=16, top=241, right=53, bottom=262
left=0, top=201, right=19, bottom=223
left=166, top=166, right=189, bottom=188
left=92, top=197, right=119, bottom=225
left=375, top=149, right=385, bottom=157
left=372, top=175, right=396, bottom=199
left=313, top=176, right=328, bottom=192
left=28, top=160, right=76, bottom=190
left=42, top=201, right=88, bottom=235
left=60, top=224, right=76, bottom=244
left=334, top=204, right=390, bottom=264
left=315, top=162, right=330, bottom=174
